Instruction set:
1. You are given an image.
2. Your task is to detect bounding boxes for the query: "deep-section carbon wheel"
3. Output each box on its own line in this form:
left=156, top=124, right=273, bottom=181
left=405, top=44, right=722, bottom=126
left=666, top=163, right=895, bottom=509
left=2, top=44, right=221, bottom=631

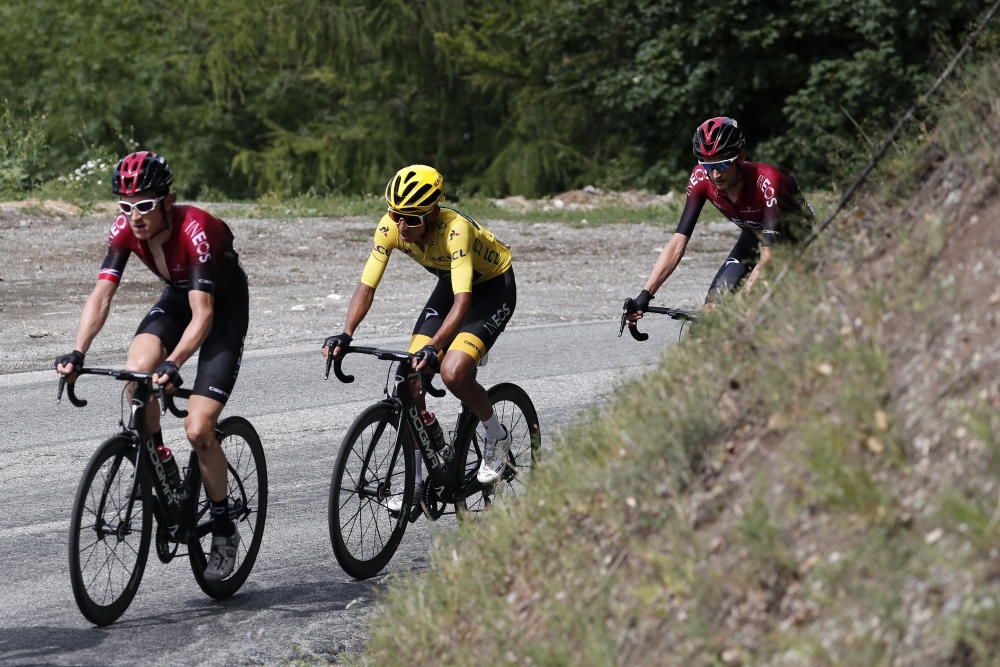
left=68, top=434, right=152, bottom=626
left=456, top=382, right=541, bottom=519
left=189, top=416, right=268, bottom=599
left=329, top=401, right=413, bottom=579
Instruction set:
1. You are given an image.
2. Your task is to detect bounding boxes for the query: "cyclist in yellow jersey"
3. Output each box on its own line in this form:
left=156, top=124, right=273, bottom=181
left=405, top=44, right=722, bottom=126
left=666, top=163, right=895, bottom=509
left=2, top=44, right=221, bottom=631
left=323, top=165, right=517, bottom=487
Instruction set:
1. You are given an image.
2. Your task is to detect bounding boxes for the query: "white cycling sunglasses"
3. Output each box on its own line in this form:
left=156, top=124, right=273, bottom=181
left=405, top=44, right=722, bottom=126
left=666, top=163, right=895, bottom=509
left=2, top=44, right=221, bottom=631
left=118, top=196, right=164, bottom=216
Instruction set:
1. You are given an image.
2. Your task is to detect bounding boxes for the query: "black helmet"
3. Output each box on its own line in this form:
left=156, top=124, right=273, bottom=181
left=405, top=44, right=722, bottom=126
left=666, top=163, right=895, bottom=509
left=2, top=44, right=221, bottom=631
left=111, top=151, right=173, bottom=196
left=692, top=117, right=745, bottom=161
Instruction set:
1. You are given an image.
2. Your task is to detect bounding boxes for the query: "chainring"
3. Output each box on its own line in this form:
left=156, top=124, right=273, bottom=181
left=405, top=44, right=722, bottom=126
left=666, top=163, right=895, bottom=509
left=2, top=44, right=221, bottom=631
left=155, top=521, right=180, bottom=563
left=422, top=483, right=447, bottom=521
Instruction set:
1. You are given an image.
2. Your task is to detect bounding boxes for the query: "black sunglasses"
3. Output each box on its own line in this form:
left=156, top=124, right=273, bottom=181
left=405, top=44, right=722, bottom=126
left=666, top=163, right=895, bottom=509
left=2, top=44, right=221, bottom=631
left=388, top=209, right=431, bottom=227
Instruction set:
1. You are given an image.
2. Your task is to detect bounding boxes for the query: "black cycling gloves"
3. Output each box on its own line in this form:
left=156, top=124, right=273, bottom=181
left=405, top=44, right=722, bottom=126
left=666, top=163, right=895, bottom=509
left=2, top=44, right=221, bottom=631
left=633, top=289, right=653, bottom=312
left=323, top=332, right=353, bottom=354
left=54, top=350, right=85, bottom=372
left=154, top=360, right=183, bottom=389
left=413, top=344, right=441, bottom=372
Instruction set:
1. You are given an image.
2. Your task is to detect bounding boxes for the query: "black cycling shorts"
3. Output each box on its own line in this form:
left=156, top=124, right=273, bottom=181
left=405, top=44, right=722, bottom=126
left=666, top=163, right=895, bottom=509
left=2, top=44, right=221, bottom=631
left=408, top=268, right=516, bottom=362
left=134, top=280, right=249, bottom=404
left=706, top=229, right=759, bottom=303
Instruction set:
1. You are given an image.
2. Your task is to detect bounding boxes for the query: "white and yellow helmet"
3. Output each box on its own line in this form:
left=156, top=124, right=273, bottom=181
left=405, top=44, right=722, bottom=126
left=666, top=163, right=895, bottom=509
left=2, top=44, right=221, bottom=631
left=384, top=164, right=444, bottom=215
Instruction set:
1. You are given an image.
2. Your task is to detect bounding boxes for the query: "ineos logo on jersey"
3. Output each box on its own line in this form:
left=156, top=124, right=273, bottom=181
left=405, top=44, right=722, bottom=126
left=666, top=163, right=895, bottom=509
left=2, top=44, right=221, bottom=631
left=688, top=167, right=708, bottom=196
left=757, top=175, right=777, bottom=208
left=108, top=215, right=128, bottom=241
left=183, top=219, right=213, bottom=263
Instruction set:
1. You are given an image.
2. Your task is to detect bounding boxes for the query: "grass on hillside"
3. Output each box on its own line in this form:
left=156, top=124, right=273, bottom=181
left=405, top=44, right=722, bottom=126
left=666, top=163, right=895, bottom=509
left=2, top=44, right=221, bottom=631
left=349, top=52, right=999, bottom=666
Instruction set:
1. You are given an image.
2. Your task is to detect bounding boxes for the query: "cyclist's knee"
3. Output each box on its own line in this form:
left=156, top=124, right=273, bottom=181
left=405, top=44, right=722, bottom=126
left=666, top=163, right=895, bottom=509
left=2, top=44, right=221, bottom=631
left=439, top=355, right=474, bottom=389
left=184, top=414, right=217, bottom=450
left=125, top=334, right=165, bottom=373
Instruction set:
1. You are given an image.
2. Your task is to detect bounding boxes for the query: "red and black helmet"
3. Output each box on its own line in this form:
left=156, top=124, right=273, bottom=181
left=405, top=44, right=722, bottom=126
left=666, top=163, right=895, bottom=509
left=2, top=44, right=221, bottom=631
left=111, top=151, right=174, bottom=196
left=692, top=117, right=745, bottom=161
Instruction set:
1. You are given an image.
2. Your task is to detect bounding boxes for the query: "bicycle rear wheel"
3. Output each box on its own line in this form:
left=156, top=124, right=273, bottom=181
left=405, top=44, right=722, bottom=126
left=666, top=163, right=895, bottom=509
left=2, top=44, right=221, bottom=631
left=189, top=416, right=268, bottom=599
left=329, top=402, right=413, bottom=579
left=456, top=383, right=541, bottom=519
left=68, top=434, right=152, bottom=626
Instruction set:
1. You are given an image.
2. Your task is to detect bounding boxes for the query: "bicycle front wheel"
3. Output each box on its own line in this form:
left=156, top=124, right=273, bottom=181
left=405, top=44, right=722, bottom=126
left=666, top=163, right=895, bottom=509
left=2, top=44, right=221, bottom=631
left=329, top=402, right=413, bottom=579
left=189, top=416, right=269, bottom=599
left=68, top=434, right=152, bottom=626
left=456, top=382, right=541, bottom=518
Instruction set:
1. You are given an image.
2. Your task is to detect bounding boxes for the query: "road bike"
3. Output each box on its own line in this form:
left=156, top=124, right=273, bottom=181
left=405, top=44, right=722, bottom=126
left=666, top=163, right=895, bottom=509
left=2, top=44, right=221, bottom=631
left=58, top=368, right=268, bottom=625
left=619, top=298, right=698, bottom=341
left=325, top=346, right=541, bottom=579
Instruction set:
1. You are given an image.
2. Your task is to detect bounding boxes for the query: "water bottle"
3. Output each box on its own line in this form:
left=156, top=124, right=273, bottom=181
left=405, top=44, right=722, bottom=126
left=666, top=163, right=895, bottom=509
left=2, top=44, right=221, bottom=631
left=421, top=411, right=453, bottom=469
left=156, top=445, right=183, bottom=491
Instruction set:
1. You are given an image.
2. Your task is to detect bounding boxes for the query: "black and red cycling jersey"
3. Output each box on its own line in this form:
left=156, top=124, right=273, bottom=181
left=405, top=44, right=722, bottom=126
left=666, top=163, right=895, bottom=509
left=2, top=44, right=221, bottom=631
left=677, top=161, right=814, bottom=245
left=98, top=204, right=243, bottom=293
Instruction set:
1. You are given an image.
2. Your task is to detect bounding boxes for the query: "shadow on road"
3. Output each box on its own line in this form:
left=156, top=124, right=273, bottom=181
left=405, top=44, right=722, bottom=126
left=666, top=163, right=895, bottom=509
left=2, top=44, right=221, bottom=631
left=0, top=625, right=107, bottom=664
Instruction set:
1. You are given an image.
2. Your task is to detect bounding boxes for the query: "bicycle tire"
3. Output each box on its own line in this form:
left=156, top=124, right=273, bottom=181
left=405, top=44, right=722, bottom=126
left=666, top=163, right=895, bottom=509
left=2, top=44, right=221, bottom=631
left=456, top=383, right=541, bottom=519
left=68, top=434, right=152, bottom=626
left=329, top=402, right=413, bottom=579
left=189, top=416, right=269, bottom=599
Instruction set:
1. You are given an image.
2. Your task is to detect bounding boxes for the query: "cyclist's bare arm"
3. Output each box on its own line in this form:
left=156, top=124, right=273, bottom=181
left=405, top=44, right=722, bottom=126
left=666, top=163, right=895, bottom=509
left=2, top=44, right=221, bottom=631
left=643, top=232, right=690, bottom=293
left=343, top=282, right=375, bottom=337
left=323, top=282, right=375, bottom=359
left=57, top=280, right=118, bottom=375
left=630, top=233, right=689, bottom=322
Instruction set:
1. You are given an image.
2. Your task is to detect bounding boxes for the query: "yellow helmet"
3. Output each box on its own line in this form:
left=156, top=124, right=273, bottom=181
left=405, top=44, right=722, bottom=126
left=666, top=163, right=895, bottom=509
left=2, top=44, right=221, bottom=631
left=384, top=164, right=444, bottom=215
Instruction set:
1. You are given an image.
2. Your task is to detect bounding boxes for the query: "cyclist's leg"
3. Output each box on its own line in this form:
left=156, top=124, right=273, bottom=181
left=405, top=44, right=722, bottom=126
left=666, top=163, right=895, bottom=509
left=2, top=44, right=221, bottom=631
left=407, top=277, right=453, bottom=412
left=439, top=269, right=516, bottom=418
left=189, top=281, right=248, bottom=581
left=705, top=230, right=759, bottom=304
left=187, top=280, right=248, bottom=504
left=127, top=287, right=188, bottom=438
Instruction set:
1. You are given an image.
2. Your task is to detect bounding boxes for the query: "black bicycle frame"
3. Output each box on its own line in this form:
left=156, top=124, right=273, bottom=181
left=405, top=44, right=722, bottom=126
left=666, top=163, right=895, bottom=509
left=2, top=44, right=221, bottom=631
left=60, top=369, right=199, bottom=539
left=328, top=346, right=485, bottom=504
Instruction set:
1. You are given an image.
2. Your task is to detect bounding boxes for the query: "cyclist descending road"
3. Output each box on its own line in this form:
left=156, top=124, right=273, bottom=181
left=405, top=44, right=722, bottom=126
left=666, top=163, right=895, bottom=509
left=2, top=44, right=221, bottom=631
left=627, top=116, right=815, bottom=320
left=54, top=151, right=249, bottom=582
left=322, top=164, right=517, bottom=499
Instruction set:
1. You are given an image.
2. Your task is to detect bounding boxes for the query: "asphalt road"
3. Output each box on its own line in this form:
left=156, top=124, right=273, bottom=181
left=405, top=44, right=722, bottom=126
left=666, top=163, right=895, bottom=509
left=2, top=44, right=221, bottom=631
left=0, top=317, right=688, bottom=665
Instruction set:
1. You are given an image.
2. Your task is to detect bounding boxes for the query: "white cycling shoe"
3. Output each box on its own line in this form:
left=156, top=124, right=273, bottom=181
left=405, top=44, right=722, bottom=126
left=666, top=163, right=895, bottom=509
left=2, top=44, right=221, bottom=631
left=204, top=527, right=240, bottom=581
left=477, top=425, right=511, bottom=485
left=387, top=482, right=422, bottom=517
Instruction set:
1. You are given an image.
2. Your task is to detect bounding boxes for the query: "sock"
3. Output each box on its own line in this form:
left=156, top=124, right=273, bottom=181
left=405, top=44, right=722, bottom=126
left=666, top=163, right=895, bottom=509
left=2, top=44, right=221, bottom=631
left=152, top=430, right=164, bottom=448
left=482, top=413, right=506, bottom=440
left=210, top=497, right=235, bottom=536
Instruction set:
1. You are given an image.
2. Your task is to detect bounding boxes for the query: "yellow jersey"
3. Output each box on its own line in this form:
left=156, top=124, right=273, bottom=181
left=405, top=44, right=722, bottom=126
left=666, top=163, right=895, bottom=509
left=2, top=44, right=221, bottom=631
left=360, top=207, right=512, bottom=294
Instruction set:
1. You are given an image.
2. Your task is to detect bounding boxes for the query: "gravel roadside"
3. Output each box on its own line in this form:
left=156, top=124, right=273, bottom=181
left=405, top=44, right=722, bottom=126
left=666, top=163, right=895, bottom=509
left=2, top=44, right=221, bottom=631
left=0, top=206, right=741, bottom=374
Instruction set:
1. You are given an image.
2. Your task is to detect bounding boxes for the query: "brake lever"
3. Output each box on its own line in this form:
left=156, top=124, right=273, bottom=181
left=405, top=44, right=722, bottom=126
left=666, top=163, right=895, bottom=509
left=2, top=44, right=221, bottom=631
left=619, top=299, right=649, bottom=342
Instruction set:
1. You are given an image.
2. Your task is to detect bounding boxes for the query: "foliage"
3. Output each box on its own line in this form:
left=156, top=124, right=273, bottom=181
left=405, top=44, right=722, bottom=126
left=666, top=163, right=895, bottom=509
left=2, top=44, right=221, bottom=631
left=0, top=106, right=49, bottom=197
left=0, top=0, right=989, bottom=198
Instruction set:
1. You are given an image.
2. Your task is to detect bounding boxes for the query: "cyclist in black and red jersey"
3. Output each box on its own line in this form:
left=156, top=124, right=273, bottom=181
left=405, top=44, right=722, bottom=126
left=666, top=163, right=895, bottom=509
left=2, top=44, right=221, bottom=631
left=628, top=116, right=814, bottom=319
left=54, top=151, right=248, bottom=581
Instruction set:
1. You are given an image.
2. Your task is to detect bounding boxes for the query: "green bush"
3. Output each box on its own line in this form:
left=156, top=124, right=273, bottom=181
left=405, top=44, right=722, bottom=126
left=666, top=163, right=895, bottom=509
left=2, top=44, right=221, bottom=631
left=0, top=106, right=48, bottom=198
